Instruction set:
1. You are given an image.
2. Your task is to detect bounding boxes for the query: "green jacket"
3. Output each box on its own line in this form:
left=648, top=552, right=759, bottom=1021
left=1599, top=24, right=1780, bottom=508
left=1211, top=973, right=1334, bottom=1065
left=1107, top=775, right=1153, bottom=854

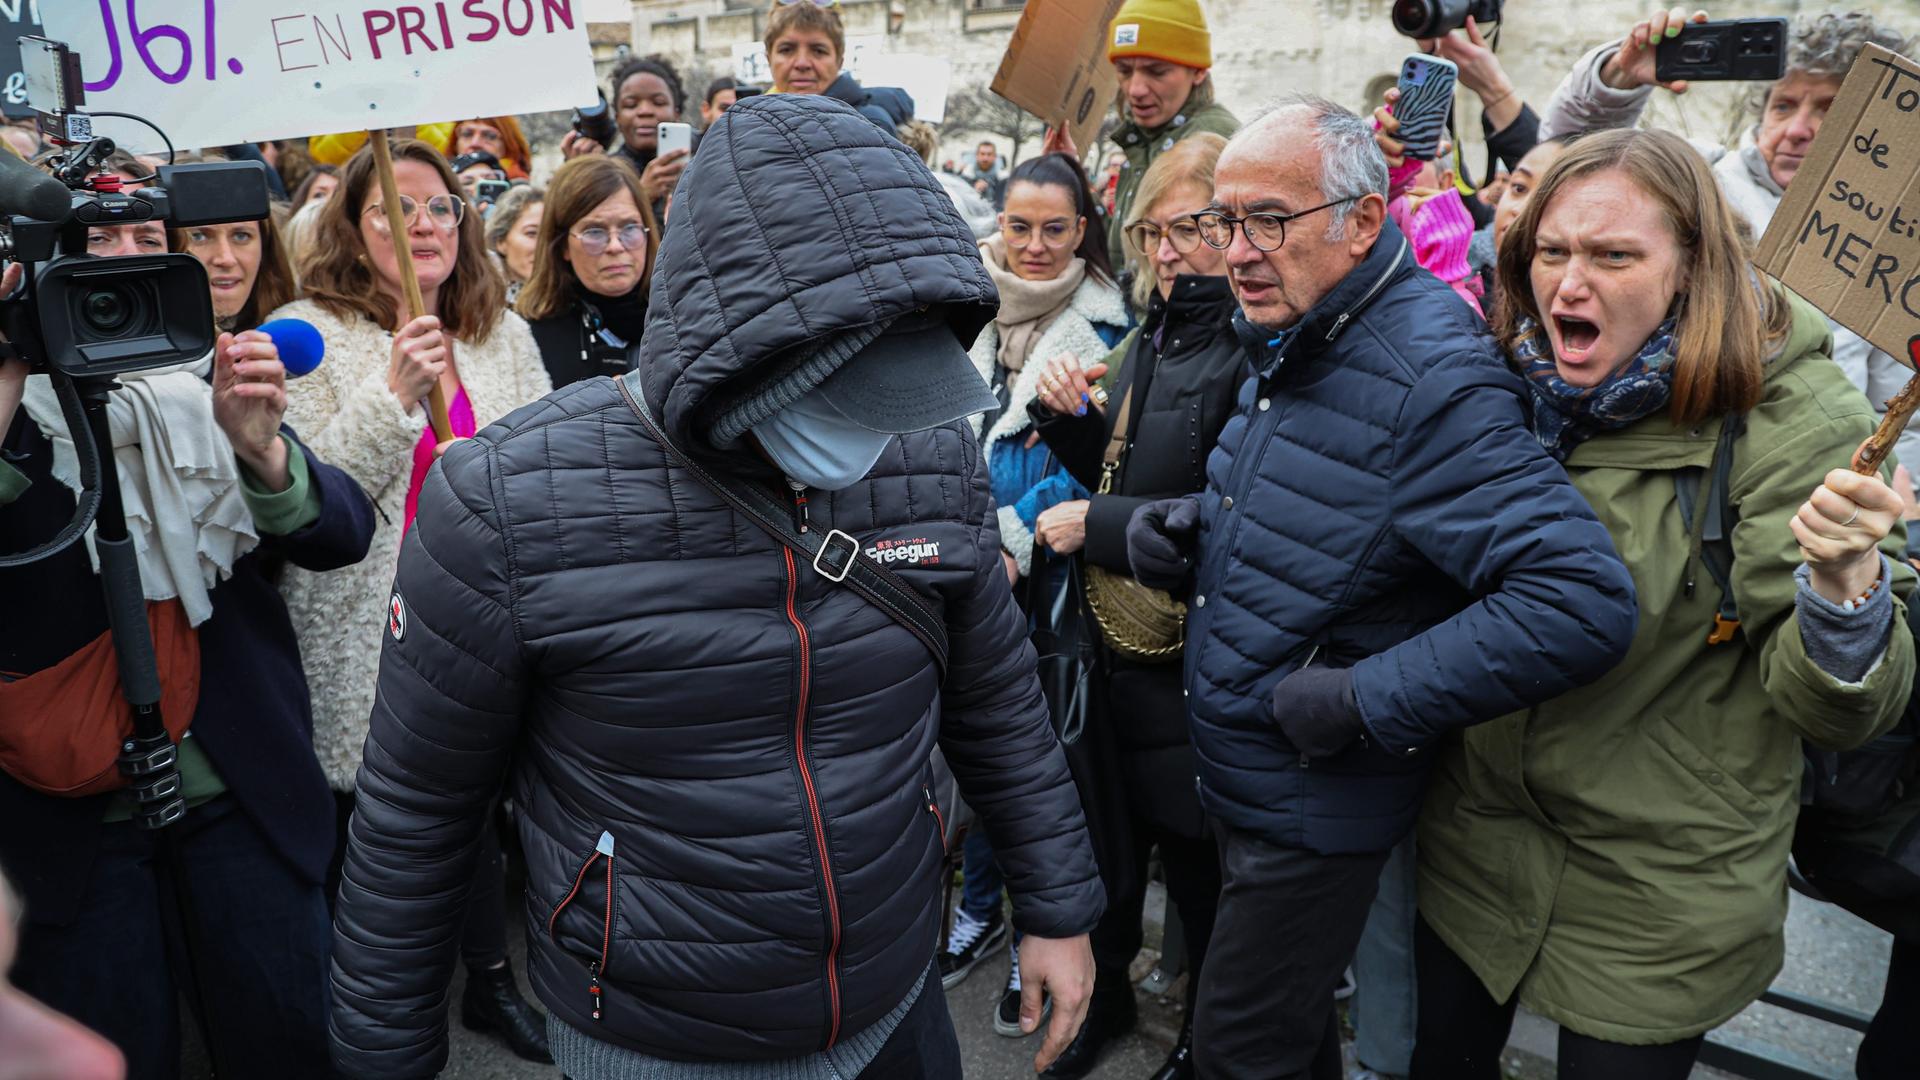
left=1106, top=97, right=1239, bottom=273
left=1417, top=292, right=1915, bottom=1044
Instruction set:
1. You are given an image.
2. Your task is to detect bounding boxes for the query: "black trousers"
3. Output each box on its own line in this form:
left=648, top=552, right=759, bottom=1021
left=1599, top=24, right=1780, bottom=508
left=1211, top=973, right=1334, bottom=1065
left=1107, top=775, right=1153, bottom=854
left=327, top=790, right=508, bottom=969
left=1859, top=936, right=1918, bottom=1080
left=1409, top=916, right=1705, bottom=1080
left=1192, top=826, right=1391, bottom=1080
left=1088, top=813, right=1221, bottom=1019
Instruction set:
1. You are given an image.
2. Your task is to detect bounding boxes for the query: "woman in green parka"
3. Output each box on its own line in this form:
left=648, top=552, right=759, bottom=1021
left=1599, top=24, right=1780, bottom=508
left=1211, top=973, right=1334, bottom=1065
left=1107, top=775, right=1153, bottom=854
left=1412, top=128, right=1915, bottom=1079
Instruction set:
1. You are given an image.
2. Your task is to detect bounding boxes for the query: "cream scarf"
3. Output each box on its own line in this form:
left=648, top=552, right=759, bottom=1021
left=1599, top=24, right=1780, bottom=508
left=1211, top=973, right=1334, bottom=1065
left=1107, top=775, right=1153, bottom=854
left=980, top=236, right=1087, bottom=374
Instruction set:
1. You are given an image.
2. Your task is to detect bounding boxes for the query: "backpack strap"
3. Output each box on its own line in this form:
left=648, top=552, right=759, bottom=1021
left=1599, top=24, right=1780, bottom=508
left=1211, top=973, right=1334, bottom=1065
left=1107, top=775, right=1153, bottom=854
left=616, top=372, right=950, bottom=680
left=1675, top=414, right=1746, bottom=646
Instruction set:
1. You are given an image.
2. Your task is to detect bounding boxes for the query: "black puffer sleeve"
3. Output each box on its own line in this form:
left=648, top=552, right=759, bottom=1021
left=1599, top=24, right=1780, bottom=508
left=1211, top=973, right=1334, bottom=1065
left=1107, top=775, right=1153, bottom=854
left=329, top=439, right=530, bottom=1079
left=937, top=430, right=1105, bottom=938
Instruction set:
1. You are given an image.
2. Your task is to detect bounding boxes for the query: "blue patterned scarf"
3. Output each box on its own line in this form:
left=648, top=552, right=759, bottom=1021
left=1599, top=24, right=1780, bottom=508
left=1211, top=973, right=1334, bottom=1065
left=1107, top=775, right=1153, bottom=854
left=1515, top=317, right=1678, bottom=460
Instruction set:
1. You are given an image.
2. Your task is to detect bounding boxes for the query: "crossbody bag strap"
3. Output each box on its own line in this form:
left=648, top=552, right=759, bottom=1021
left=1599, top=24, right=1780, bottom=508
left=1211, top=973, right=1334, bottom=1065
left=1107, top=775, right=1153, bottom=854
left=617, top=372, right=949, bottom=679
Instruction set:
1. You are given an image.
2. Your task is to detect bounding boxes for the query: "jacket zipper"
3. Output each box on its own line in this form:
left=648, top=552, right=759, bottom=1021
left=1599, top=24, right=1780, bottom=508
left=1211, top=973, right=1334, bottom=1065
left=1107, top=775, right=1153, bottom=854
left=546, top=830, right=616, bottom=1020
left=924, top=785, right=947, bottom=854
left=788, top=478, right=811, bottom=534
left=782, top=548, right=843, bottom=1047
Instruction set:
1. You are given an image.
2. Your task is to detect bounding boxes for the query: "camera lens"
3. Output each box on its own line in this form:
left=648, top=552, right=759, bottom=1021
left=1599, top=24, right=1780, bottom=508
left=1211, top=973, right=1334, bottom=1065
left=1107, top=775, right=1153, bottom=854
left=1392, top=0, right=1436, bottom=36
left=82, top=286, right=135, bottom=335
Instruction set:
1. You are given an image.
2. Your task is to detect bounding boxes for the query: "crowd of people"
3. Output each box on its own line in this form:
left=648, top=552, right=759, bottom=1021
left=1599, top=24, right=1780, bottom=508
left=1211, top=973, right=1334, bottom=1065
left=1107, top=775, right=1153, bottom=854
left=2, top=1, right=1919, bottom=1080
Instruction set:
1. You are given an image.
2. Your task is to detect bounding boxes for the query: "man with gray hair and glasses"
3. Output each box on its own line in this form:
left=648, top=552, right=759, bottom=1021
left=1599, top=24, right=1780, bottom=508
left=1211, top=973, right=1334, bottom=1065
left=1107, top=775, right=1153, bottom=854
left=1123, top=97, right=1638, bottom=1078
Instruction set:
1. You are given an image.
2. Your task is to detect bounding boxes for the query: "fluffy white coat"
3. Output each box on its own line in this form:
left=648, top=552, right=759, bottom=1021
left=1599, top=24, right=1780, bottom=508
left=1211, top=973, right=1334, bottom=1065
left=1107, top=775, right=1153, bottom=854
left=968, top=274, right=1129, bottom=578
left=270, top=298, right=552, bottom=791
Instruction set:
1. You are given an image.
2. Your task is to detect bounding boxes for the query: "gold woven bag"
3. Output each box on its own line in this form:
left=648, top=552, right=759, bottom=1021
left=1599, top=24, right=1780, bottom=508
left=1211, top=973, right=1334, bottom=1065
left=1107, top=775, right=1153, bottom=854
left=1081, top=382, right=1185, bottom=663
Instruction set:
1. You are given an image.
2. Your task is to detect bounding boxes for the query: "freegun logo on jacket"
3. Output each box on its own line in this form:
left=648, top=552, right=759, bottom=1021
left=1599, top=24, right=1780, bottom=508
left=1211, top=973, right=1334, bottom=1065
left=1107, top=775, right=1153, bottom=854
left=867, top=538, right=942, bottom=566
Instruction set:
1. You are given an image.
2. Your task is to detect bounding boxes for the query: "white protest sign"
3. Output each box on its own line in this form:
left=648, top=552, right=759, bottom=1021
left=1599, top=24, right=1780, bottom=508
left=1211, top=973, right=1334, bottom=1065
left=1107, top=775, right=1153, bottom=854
left=580, top=0, right=629, bottom=21
left=855, top=53, right=949, bottom=124
left=728, top=35, right=946, bottom=124
left=41, top=0, right=598, bottom=152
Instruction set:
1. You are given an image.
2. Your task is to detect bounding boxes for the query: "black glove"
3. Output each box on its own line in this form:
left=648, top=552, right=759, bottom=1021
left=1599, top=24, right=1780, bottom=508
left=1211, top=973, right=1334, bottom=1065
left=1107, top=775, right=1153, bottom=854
left=1126, top=496, right=1201, bottom=592
left=1271, top=666, right=1365, bottom=760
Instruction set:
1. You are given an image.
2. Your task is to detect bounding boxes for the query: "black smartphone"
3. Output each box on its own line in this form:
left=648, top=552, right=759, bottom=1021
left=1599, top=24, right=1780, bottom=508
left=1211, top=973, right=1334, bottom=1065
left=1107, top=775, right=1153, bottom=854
left=1655, top=17, right=1789, bottom=83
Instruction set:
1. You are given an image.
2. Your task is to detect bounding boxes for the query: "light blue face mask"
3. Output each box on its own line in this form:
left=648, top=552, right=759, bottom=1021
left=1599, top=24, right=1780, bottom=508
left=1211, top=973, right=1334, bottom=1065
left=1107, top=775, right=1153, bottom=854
left=751, top=386, right=895, bottom=491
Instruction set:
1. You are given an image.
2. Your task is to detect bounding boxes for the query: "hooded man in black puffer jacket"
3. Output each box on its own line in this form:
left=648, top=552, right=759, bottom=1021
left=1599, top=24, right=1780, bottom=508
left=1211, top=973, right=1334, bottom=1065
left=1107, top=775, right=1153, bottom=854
left=328, top=94, right=1104, bottom=1080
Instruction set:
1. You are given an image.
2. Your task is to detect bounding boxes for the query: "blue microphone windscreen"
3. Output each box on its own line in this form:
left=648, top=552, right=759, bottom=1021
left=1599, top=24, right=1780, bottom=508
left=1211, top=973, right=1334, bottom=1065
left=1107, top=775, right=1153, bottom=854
left=257, top=318, right=326, bottom=377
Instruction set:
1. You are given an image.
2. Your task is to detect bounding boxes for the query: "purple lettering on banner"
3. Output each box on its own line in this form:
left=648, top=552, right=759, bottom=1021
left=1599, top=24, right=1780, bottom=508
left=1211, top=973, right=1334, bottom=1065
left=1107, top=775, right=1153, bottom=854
left=542, top=0, right=575, bottom=33
left=462, top=0, right=499, bottom=41
left=84, top=0, right=127, bottom=92
left=397, top=6, right=436, bottom=54
left=272, top=15, right=317, bottom=72
left=128, top=0, right=194, bottom=85
left=503, top=0, right=534, bottom=36
left=436, top=1, right=454, bottom=49
left=202, top=0, right=217, bottom=81
left=364, top=9, right=398, bottom=60
left=316, top=14, right=355, bottom=63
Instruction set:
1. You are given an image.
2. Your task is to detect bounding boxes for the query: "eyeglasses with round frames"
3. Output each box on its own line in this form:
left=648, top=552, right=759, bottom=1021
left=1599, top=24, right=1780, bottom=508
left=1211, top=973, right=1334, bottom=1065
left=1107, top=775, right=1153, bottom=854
left=571, top=222, right=649, bottom=256
left=362, top=194, right=466, bottom=235
left=1002, top=219, right=1078, bottom=250
left=1193, top=197, right=1359, bottom=253
left=1124, top=216, right=1206, bottom=257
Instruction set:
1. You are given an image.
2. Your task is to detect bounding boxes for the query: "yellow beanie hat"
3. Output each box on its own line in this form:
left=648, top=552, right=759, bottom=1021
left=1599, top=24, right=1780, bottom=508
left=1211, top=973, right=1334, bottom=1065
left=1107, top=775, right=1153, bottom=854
left=1107, top=0, right=1213, bottom=70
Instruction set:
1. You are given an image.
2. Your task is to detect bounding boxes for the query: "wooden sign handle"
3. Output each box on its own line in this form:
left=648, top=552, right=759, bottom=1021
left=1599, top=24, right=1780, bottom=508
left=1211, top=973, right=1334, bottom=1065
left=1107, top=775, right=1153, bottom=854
left=1852, top=337, right=1920, bottom=476
left=369, top=129, right=454, bottom=443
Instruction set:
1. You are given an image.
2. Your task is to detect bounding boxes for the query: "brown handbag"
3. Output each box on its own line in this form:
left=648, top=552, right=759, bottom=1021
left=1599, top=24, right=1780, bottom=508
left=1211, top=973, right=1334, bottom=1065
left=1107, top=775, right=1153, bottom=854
left=0, top=601, right=199, bottom=796
left=1081, top=383, right=1186, bottom=663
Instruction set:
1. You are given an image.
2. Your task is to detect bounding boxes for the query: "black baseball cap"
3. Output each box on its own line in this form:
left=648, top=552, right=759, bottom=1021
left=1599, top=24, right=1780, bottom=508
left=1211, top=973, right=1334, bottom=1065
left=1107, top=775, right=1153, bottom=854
left=813, top=308, right=999, bottom=434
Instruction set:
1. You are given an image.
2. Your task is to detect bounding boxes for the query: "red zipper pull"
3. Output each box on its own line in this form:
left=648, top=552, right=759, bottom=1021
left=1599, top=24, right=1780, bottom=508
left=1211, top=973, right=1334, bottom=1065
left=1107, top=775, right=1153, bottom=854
left=589, top=960, right=604, bottom=1021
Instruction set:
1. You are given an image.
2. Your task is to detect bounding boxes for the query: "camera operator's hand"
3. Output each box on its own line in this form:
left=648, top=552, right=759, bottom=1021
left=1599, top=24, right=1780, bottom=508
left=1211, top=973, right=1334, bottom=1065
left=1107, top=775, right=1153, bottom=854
left=560, top=129, right=605, bottom=160
left=388, top=315, right=450, bottom=415
left=1602, top=7, right=1710, bottom=93
left=639, top=148, right=690, bottom=206
left=1433, top=17, right=1522, bottom=130
left=212, top=331, right=292, bottom=492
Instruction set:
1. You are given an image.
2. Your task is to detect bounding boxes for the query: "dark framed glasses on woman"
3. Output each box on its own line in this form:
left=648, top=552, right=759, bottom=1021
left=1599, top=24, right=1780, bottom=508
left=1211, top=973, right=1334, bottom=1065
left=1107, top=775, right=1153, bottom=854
left=572, top=222, right=649, bottom=256
left=363, top=194, right=466, bottom=235
left=1194, top=197, right=1358, bottom=253
left=1124, top=216, right=1206, bottom=258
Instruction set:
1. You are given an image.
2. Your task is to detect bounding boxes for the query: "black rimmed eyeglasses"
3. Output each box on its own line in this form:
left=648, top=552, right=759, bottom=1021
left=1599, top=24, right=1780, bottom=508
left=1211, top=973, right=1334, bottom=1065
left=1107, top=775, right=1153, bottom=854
left=1193, top=197, right=1360, bottom=253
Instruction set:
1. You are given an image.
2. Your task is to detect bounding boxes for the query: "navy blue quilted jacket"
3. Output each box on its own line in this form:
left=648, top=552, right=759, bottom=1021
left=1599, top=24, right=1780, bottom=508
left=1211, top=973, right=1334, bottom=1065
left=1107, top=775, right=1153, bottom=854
left=328, top=95, right=1103, bottom=1076
left=1184, top=220, right=1638, bottom=855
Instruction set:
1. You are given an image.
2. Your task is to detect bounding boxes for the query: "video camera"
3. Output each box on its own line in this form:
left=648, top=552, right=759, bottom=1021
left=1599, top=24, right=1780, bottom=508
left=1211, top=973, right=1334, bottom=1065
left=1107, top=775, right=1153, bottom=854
left=1, top=36, right=271, bottom=380
left=1391, top=0, right=1501, bottom=39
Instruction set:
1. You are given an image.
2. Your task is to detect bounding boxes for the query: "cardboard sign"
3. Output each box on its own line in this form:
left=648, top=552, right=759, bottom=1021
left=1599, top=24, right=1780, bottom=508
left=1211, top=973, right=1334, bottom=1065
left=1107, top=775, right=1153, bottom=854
left=40, top=0, right=598, bottom=152
left=990, top=0, right=1125, bottom=159
left=1756, top=43, right=1920, bottom=369
left=0, top=0, right=43, bottom=119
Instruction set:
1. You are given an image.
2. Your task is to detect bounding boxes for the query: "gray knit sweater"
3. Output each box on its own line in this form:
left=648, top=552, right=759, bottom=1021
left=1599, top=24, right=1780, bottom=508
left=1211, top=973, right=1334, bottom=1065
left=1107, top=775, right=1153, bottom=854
left=548, top=967, right=928, bottom=1080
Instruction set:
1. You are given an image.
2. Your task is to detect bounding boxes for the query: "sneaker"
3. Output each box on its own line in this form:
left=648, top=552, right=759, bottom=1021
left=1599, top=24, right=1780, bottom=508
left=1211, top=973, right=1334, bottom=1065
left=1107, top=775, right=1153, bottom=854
left=994, top=944, right=1049, bottom=1037
left=938, top=907, right=1008, bottom=990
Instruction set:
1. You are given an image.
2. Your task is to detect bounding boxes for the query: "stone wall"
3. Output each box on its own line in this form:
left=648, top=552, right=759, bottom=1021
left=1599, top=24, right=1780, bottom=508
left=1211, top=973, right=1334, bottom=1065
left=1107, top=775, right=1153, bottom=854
left=599, top=0, right=1920, bottom=178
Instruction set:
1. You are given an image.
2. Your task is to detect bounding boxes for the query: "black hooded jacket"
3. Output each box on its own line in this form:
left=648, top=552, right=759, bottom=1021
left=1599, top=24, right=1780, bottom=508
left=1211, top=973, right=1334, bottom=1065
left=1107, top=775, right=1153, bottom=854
left=328, top=94, right=1103, bottom=1076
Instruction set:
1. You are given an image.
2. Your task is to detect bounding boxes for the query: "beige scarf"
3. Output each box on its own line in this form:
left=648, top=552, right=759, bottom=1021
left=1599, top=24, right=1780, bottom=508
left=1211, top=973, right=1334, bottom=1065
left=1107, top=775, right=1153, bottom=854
left=981, top=236, right=1087, bottom=373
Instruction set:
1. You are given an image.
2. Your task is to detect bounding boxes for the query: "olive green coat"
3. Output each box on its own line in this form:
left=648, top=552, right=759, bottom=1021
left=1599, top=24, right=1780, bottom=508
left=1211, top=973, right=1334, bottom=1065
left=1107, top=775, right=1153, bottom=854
left=1106, top=94, right=1239, bottom=273
left=1418, top=293, right=1915, bottom=1045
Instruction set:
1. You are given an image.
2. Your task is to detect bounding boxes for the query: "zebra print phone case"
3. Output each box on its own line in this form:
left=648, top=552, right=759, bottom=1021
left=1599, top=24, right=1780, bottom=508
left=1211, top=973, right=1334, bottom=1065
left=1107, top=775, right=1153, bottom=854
left=1393, top=53, right=1458, bottom=163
